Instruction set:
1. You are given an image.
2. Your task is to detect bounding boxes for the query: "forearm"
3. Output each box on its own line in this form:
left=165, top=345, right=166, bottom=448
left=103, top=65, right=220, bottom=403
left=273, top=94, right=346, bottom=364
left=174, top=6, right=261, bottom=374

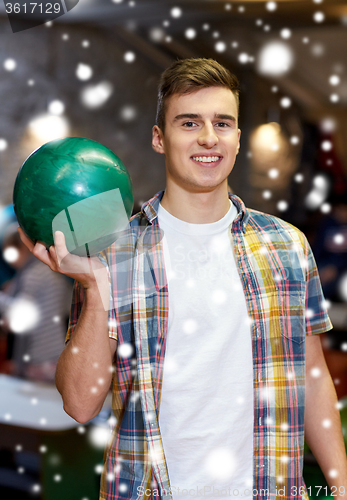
left=55, top=286, right=113, bottom=423
left=305, top=368, right=347, bottom=497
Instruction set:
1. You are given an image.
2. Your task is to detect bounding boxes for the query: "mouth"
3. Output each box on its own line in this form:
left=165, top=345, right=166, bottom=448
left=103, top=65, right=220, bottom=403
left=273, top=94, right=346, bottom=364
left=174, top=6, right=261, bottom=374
left=191, top=155, right=223, bottom=167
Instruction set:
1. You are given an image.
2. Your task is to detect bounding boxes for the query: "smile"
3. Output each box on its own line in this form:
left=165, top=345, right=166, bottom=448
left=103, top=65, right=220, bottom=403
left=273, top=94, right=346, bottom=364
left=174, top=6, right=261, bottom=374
left=191, top=156, right=222, bottom=163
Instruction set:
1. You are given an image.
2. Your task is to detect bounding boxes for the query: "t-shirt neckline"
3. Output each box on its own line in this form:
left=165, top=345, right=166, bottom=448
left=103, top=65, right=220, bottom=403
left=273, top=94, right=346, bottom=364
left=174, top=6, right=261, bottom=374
left=157, top=199, right=237, bottom=235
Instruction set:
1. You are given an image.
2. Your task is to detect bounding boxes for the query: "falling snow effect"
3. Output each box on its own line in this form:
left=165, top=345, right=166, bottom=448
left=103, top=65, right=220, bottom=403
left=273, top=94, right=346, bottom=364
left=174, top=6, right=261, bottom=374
left=268, top=168, right=279, bottom=179
left=120, top=105, right=137, bottom=121
left=182, top=318, right=198, bottom=334
left=149, top=27, right=165, bottom=43
left=6, top=298, right=40, bottom=334
left=329, top=75, right=340, bottom=86
left=185, top=28, right=196, bottom=40
left=257, top=42, right=294, bottom=76
left=3, top=58, right=17, bottom=71
left=88, top=424, right=112, bottom=449
left=320, top=117, right=336, bottom=133
left=124, top=51, right=136, bottom=63
left=313, top=11, right=325, bottom=23
left=305, top=174, right=330, bottom=209
left=118, top=343, right=134, bottom=358
left=170, top=7, right=182, bottom=18
left=280, top=97, right=292, bottom=108
left=204, top=448, right=236, bottom=480
left=239, top=53, right=250, bottom=64
left=277, top=200, right=289, bottom=212
left=3, top=245, right=19, bottom=264
left=280, top=28, right=291, bottom=39
left=266, top=1, right=277, bottom=12
left=80, top=81, right=113, bottom=109
left=76, top=63, right=93, bottom=81
left=48, top=100, right=65, bottom=115
left=215, top=41, right=226, bottom=53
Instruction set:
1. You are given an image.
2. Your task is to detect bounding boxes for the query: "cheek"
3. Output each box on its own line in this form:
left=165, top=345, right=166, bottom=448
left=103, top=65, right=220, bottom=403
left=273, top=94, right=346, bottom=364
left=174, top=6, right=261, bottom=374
left=230, top=137, right=240, bottom=150
left=171, top=140, right=189, bottom=158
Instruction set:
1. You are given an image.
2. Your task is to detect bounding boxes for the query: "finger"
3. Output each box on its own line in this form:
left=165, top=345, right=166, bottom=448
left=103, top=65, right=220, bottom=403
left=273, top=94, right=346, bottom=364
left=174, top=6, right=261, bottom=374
left=17, top=227, right=35, bottom=252
left=47, top=245, right=60, bottom=270
left=53, top=231, right=69, bottom=266
left=51, top=236, right=92, bottom=275
left=48, top=244, right=75, bottom=274
left=32, top=241, right=57, bottom=268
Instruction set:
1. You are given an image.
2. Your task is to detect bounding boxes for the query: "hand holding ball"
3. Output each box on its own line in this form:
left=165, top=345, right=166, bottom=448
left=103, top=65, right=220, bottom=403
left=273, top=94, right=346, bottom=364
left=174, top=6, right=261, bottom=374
left=13, top=137, right=134, bottom=257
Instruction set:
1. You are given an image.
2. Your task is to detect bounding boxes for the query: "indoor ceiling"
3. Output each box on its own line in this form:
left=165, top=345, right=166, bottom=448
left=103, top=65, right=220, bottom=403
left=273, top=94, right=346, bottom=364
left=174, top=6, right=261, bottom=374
left=1, top=0, right=347, bottom=110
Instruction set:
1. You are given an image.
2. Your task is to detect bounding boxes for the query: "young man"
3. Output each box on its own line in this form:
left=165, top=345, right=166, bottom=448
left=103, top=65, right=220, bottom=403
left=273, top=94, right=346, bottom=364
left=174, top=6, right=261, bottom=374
left=19, top=59, right=347, bottom=500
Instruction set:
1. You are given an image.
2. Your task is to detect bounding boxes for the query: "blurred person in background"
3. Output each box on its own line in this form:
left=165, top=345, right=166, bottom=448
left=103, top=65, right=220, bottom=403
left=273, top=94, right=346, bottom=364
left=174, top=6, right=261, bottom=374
left=312, top=192, right=347, bottom=303
left=0, top=204, right=16, bottom=288
left=312, top=192, right=347, bottom=398
left=0, top=226, right=73, bottom=383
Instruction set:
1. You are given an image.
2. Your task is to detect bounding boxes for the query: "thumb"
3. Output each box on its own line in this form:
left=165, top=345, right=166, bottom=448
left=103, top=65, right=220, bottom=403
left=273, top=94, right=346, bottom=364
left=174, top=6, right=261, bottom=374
left=53, top=231, right=69, bottom=266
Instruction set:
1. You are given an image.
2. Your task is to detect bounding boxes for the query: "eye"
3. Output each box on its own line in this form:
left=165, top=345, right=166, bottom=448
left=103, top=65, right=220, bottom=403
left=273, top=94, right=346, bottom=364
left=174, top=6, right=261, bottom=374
left=216, top=122, right=230, bottom=128
left=183, top=121, right=196, bottom=128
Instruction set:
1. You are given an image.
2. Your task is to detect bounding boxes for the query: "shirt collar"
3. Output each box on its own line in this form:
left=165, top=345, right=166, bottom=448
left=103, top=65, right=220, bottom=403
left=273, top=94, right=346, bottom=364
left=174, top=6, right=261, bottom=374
left=141, top=190, right=250, bottom=232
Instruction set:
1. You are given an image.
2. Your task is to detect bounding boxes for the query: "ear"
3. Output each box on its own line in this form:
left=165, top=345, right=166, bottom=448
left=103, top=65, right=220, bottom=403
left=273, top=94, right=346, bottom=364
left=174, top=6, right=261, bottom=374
left=236, top=128, right=241, bottom=155
left=152, top=125, right=165, bottom=155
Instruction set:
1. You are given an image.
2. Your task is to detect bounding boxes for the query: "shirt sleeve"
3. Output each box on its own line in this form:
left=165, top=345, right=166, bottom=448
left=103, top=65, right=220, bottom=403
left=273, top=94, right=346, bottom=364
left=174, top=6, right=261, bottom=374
left=304, top=237, right=333, bottom=336
left=65, top=251, right=118, bottom=344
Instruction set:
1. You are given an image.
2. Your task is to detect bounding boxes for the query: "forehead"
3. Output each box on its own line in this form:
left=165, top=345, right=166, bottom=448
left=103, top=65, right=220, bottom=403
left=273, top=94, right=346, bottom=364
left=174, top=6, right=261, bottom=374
left=165, top=86, right=238, bottom=119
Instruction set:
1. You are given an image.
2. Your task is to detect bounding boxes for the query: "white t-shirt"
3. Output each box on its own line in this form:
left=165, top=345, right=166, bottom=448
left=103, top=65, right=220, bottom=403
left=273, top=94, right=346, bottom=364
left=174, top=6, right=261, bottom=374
left=157, top=201, right=254, bottom=499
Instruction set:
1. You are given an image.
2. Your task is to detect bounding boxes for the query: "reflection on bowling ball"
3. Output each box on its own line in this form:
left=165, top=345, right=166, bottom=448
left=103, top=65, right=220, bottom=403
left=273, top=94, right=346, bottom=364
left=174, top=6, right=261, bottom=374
left=13, top=137, right=134, bottom=257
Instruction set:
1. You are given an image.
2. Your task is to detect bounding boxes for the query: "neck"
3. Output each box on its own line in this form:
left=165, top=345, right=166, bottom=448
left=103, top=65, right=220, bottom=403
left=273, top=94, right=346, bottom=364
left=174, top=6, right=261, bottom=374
left=160, top=183, right=231, bottom=224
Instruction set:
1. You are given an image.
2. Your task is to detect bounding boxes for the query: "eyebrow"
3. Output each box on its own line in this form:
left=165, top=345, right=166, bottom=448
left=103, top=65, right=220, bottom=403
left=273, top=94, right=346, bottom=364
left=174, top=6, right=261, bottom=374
left=173, top=113, right=237, bottom=123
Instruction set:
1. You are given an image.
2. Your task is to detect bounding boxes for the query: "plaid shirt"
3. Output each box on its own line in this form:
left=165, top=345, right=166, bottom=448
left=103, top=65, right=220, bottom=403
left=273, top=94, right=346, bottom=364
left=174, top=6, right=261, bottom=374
left=66, top=190, right=332, bottom=500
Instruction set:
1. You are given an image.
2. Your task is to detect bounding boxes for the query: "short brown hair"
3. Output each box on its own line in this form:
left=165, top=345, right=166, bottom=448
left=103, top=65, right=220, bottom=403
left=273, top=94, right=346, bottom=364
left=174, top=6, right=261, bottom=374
left=156, top=58, right=240, bottom=133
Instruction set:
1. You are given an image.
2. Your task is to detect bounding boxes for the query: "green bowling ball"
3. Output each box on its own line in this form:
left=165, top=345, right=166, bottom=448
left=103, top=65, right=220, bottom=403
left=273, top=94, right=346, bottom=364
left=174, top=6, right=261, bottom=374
left=13, top=137, right=134, bottom=257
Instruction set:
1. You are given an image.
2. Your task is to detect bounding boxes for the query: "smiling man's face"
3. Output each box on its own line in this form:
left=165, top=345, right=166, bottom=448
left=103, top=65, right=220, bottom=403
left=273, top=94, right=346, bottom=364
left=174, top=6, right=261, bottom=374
left=152, top=86, right=241, bottom=194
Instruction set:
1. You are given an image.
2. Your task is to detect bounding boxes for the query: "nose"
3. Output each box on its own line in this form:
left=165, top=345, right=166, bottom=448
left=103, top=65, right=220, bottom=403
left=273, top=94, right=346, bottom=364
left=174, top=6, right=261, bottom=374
left=197, top=123, right=218, bottom=148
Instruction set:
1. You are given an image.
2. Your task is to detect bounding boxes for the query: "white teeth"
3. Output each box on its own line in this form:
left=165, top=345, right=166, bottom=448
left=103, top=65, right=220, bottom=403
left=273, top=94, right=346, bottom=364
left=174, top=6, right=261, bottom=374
left=192, top=156, right=220, bottom=163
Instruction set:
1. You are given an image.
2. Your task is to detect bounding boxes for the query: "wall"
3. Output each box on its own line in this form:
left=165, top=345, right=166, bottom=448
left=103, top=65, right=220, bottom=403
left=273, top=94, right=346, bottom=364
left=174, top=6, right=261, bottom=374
left=0, top=19, right=167, bottom=208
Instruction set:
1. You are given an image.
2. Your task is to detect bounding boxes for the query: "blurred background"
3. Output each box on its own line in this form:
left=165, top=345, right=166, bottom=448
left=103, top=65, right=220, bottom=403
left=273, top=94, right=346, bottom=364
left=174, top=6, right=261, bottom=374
left=0, top=0, right=346, bottom=498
